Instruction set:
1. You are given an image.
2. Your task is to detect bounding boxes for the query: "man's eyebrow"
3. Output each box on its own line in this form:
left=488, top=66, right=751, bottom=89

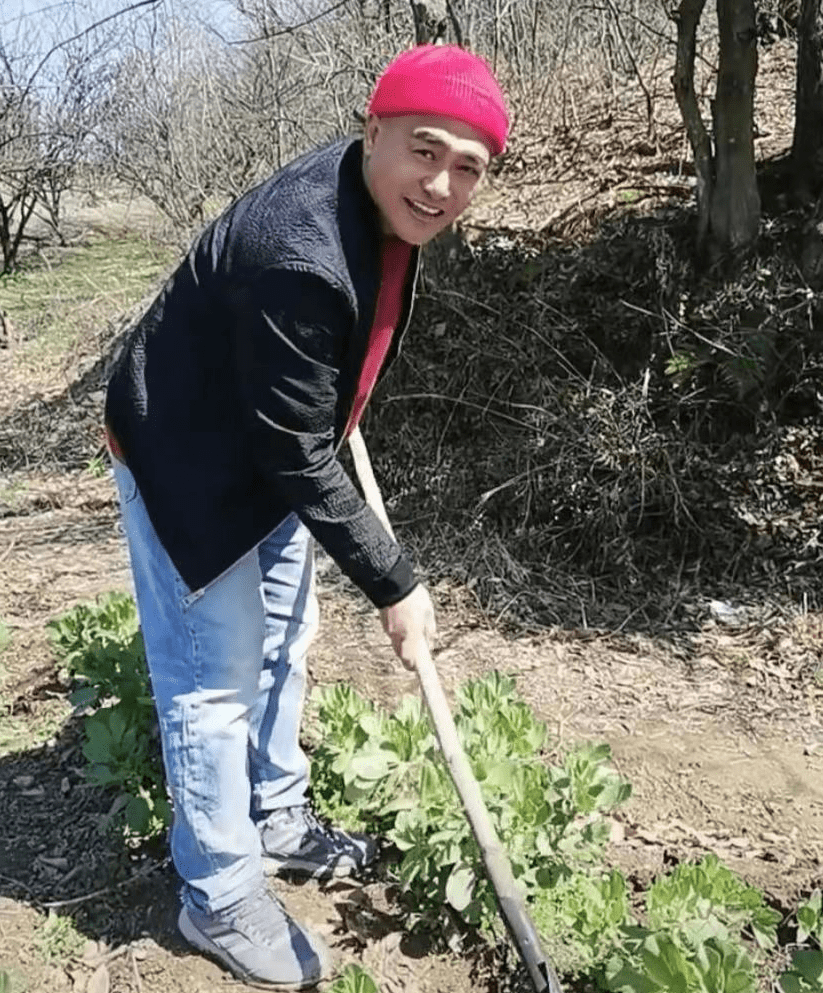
left=411, top=128, right=487, bottom=165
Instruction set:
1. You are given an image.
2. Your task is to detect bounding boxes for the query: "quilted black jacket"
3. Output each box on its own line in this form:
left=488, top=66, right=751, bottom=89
left=105, top=137, right=420, bottom=607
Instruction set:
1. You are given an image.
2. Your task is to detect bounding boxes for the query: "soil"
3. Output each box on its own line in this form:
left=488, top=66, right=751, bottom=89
left=0, top=467, right=821, bottom=993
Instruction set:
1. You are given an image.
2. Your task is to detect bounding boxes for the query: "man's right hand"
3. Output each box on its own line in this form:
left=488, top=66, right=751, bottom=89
left=379, top=584, right=436, bottom=671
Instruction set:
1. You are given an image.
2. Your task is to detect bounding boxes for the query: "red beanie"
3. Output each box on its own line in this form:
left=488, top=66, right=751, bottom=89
left=367, top=45, right=509, bottom=156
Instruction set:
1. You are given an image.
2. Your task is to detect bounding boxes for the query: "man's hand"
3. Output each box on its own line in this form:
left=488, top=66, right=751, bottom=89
left=380, top=584, right=436, bottom=671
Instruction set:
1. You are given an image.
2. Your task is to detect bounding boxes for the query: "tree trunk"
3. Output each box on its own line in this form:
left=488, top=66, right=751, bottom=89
left=792, top=0, right=823, bottom=199
left=672, top=0, right=713, bottom=245
left=710, top=0, right=760, bottom=252
left=409, top=0, right=450, bottom=44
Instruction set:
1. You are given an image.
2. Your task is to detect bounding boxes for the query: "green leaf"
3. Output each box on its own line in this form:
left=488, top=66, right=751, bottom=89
left=154, top=794, right=173, bottom=827
left=605, top=955, right=662, bottom=992
left=83, top=719, right=113, bottom=763
left=328, top=963, right=380, bottom=993
left=641, top=934, right=691, bottom=993
left=798, top=895, right=823, bottom=945
left=125, top=794, right=151, bottom=834
left=793, top=950, right=823, bottom=987
left=348, top=750, right=393, bottom=782
left=445, top=864, right=476, bottom=912
left=70, top=685, right=99, bottom=709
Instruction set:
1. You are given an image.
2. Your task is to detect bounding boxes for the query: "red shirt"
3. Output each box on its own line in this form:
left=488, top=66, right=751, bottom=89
left=344, top=237, right=412, bottom=437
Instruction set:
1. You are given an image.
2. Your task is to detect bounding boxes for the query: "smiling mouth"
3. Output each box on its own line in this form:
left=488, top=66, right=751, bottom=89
left=405, top=197, right=444, bottom=220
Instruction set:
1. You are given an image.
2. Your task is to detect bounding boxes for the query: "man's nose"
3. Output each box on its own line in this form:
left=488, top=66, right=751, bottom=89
left=423, top=168, right=450, bottom=200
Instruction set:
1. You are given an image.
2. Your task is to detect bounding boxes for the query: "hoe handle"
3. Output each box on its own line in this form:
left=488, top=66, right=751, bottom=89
left=413, top=642, right=564, bottom=993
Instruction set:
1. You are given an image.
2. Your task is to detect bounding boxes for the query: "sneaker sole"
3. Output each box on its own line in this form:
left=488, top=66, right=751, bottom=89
left=178, top=907, right=332, bottom=990
left=262, top=854, right=359, bottom=880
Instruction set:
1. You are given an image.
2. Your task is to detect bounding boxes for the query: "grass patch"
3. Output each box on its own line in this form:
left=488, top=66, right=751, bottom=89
left=0, top=619, right=11, bottom=656
left=1, top=232, right=178, bottom=372
left=0, top=968, right=28, bottom=993
left=0, top=477, right=29, bottom=512
left=0, top=701, right=73, bottom=759
left=0, top=658, right=73, bottom=758
left=35, top=912, right=86, bottom=964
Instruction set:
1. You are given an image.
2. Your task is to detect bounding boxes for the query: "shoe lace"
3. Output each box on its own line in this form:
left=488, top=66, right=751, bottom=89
left=295, top=805, right=339, bottom=841
left=232, top=889, right=287, bottom=938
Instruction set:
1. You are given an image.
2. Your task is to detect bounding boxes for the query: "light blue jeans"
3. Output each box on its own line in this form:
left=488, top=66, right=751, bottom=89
left=112, top=459, right=317, bottom=913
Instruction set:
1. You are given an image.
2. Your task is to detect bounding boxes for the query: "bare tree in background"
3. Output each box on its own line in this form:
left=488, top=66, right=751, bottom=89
left=34, top=39, right=118, bottom=243
left=0, top=74, right=40, bottom=272
left=0, top=0, right=160, bottom=272
left=712, top=0, right=759, bottom=248
left=672, top=0, right=760, bottom=253
left=93, top=14, right=258, bottom=234
left=792, top=0, right=823, bottom=199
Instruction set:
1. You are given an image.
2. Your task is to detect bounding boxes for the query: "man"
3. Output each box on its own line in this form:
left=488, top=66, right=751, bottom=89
left=105, top=44, right=509, bottom=989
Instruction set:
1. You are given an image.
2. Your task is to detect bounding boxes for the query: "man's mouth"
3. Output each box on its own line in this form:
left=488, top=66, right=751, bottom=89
left=405, top=197, right=444, bottom=220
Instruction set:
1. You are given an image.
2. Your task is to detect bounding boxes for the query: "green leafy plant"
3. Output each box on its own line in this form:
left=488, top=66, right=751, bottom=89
left=645, top=854, right=779, bottom=951
left=605, top=929, right=758, bottom=993
left=47, top=593, right=169, bottom=838
left=797, top=891, right=823, bottom=947
left=36, top=912, right=86, bottom=963
left=531, top=868, right=633, bottom=977
left=310, top=671, right=632, bottom=949
left=617, top=189, right=642, bottom=204
left=309, top=675, right=800, bottom=991
left=328, top=964, right=381, bottom=993
left=84, top=454, right=108, bottom=478
left=603, top=854, right=780, bottom=993
left=780, top=891, right=823, bottom=993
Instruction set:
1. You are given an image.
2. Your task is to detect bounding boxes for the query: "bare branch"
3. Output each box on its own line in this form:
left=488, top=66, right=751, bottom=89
left=227, top=0, right=353, bottom=44
left=20, top=0, right=162, bottom=107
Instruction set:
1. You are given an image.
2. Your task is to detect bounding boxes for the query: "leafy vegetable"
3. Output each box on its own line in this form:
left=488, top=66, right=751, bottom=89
left=47, top=593, right=169, bottom=838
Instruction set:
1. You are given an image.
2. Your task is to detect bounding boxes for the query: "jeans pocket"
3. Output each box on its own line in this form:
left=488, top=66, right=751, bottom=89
left=179, top=582, right=206, bottom=611
left=177, top=545, right=258, bottom=613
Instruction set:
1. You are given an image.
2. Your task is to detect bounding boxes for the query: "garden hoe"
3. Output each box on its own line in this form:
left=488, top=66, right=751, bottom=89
left=348, top=426, right=563, bottom=993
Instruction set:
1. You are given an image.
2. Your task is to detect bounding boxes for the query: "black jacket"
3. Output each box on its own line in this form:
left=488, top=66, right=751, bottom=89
left=105, top=137, right=420, bottom=607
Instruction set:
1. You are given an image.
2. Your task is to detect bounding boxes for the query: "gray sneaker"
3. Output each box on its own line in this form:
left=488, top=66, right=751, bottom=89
left=259, top=805, right=377, bottom=880
left=178, top=888, right=332, bottom=989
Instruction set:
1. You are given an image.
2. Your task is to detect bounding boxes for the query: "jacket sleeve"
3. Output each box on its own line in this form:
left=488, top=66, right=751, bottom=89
left=233, top=267, right=417, bottom=608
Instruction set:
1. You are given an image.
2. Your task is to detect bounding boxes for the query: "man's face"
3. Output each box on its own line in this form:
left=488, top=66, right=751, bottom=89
left=363, top=114, right=491, bottom=245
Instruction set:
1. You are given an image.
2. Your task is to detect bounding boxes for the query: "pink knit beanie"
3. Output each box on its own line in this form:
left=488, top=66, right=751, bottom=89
left=367, top=45, right=509, bottom=156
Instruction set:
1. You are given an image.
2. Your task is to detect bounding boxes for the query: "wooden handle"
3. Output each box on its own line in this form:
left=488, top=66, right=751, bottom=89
left=348, top=426, right=396, bottom=541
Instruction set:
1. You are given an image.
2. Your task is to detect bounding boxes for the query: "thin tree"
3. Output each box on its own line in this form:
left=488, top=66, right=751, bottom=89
left=672, top=0, right=760, bottom=253
left=792, top=0, right=823, bottom=199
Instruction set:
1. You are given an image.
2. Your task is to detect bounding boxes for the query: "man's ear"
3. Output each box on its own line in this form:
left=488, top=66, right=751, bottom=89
left=364, top=115, right=381, bottom=154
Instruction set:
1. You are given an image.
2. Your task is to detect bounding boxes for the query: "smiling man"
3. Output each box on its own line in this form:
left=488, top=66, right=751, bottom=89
left=364, top=116, right=491, bottom=240
left=104, top=44, right=508, bottom=990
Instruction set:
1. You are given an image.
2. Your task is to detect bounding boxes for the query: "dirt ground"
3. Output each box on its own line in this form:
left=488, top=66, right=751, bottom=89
left=0, top=464, right=821, bottom=993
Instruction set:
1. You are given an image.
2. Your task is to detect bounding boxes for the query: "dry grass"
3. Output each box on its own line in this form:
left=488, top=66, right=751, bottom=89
left=0, top=231, right=177, bottom=419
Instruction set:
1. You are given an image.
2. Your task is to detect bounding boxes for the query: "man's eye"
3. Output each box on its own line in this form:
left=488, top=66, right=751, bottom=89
left=414, top=147, right=434, bottom=159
